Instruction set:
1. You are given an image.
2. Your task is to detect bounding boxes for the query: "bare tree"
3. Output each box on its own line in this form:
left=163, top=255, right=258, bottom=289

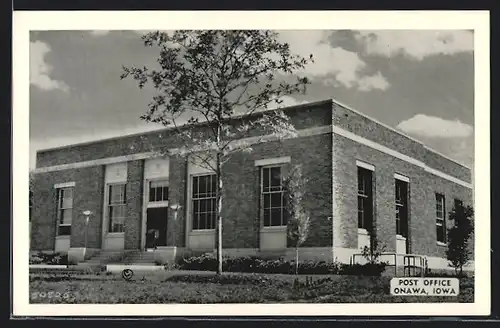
left=121, top=30, right=313, bottom=274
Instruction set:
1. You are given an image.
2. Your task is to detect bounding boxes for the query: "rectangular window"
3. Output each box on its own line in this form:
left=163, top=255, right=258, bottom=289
left=107, top=184, right=126, bottom=233
left=262, top=166, right=286, bottom=227
left=357, top=167, right=373, bottom=230
left=192, top=174, right=217, bottom=230
left=395, top=179, right=408, bottom=237
left=56, top=187, right=73, bottom=236
left=149, top=180, right=169, bottom=202
left=436, top=193, right=446, bottom=243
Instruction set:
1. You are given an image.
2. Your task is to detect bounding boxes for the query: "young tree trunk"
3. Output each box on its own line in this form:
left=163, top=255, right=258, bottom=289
left=295, top=247, right=299, bottom=275
left=215, top=152, right=223, bottom=275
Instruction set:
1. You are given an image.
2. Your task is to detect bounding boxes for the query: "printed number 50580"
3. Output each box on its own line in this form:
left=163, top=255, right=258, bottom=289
left=31, top=291, right=79, bottom=299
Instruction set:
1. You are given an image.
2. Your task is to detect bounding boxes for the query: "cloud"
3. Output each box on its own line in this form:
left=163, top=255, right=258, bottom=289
left=278, top=30, right=390, bottom=91
left=396, top=114, right=473, bottom=138
left=30, top=41, right=69, bottom=92
left=355, top=30, right=473, bottom=60
left=357, top=72, right=390, bottom=91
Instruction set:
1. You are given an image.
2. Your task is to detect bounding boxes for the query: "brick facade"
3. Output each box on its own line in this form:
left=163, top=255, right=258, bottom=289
left=31, top=99, right=473, bottom=269
left=31, top=166, right=105, bottom=250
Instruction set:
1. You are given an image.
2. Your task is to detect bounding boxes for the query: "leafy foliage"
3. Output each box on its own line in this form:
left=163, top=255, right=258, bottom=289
left=121, top=30, right=314, bottom=274
left=360, top=220, right=387, bottom=265
left=176, top=253, right=386, bottom=276
left=283, top=165, right=311, bottom=274
left=121, top=30, right=314, bottom=167
left=446, top=202, right=474, bottom=276
left=30, top=252, right=69, bottom=265
left=284, top=165, right=310, bottom=248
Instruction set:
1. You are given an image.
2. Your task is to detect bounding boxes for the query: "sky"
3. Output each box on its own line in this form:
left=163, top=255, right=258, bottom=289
left=29, top=30, right=474, bottom=170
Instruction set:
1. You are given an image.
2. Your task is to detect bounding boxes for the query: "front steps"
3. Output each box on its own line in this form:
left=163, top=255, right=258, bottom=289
left=76, top=250, right=128, bottom=270
left=121, top=250, right=157, bottom=265
left=77, top=249, right=158, bottom=268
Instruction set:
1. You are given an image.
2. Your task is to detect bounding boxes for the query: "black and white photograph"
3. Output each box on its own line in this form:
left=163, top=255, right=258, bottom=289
left=13, top=11, right=490, bottom=316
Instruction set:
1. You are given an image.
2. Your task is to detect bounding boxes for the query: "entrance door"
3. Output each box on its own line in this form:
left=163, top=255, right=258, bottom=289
left=146, top=207, right=168, bottom=249
left=144, top=179, right=169, bottom=250
left=395, top=178, right=409, bottom=254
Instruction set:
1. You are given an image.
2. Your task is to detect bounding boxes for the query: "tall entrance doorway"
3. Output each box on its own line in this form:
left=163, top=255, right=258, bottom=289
left=144, top=179, right=169, bottom=250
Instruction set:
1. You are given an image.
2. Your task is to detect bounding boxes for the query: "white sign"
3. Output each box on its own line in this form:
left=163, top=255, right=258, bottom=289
left=390, top=278, right=460, bottom=296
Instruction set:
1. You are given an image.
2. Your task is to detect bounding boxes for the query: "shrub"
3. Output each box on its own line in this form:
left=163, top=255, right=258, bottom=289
left=177, top=253, right=219, bottom=271
left=339, top=263, right=387, bottom=276
left=446, top=203, right=474, bottom=276
left=177, top=253, right=387, bottom=276
left=30, top=252, right=69, bottom=265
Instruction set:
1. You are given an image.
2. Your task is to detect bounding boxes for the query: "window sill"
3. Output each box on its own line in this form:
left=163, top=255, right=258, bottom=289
left=189, top=229, right=215, bottom=235
left=261, top=226, right=287, bottom=232
left=437, top=241, right=447, bottom=247
left=106, top=232, right=125, bottom=237
left=55, top=235, right=70, bottom=239
left=357, top=228, right=369, bottom=235
left=147, top=201, right=169, bottom=208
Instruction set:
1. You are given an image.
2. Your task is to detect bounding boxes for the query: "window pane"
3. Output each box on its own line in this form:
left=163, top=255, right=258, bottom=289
left=200, top=199, right=208, bottom=212
left=161, top=186, right=169, bottom=201
left=156, top=187, right=162, bottom=202
left=270, top=208, right=283, bottom=226
left=61, top=188, right=73, bottom=200
left=358, top=171, right=364, bottom=194
left=199, top=213, right=207, bottom=229
left=61, top=209, right=72, bottom=224
left=270, top=167, right=281, bottom=187
left=263, top=193, right=271, bottom=209
left=396, top=218, right=400, bottom=235
left=110, top=185, right=125, bottom=203
left=192, top=212, right=199, bottom=230
left=199, top=176, right=207, bottom=196
left=209, top=198, right=216, bottom=213
left=112, top=223, right=124, bottom=233
left=61, top=197, right=72, bottom=209
left=282, top=212, right=288, bottom=226
left=270, top=192, right=282, bottom=208
left=437, top=224, right=445, bottom=243
left=358, top=196, right=364, bottom=211
left=192, top=176, right=199, bottom=197
left=111, top=205, right=126, bottom=219
left=209, top=213, right=216, bottom=230
left=263, top=209, right=270, bottom=227
left=358, top=209, right=364, bottom=229
left=149, top=186, right=156, bottom=202
left=263, top=168, right=270, bottom=191
left=58, top=225, right=71, bottom=236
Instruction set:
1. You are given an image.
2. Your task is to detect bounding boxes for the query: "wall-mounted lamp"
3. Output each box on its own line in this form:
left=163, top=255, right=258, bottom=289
left=169, top=204, right=182, bottom=247
left=82, top=210, right=93, bottom=253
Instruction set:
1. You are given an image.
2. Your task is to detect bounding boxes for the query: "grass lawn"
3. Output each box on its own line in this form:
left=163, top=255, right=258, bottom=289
left=29, top=271, right=474, bottom=304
